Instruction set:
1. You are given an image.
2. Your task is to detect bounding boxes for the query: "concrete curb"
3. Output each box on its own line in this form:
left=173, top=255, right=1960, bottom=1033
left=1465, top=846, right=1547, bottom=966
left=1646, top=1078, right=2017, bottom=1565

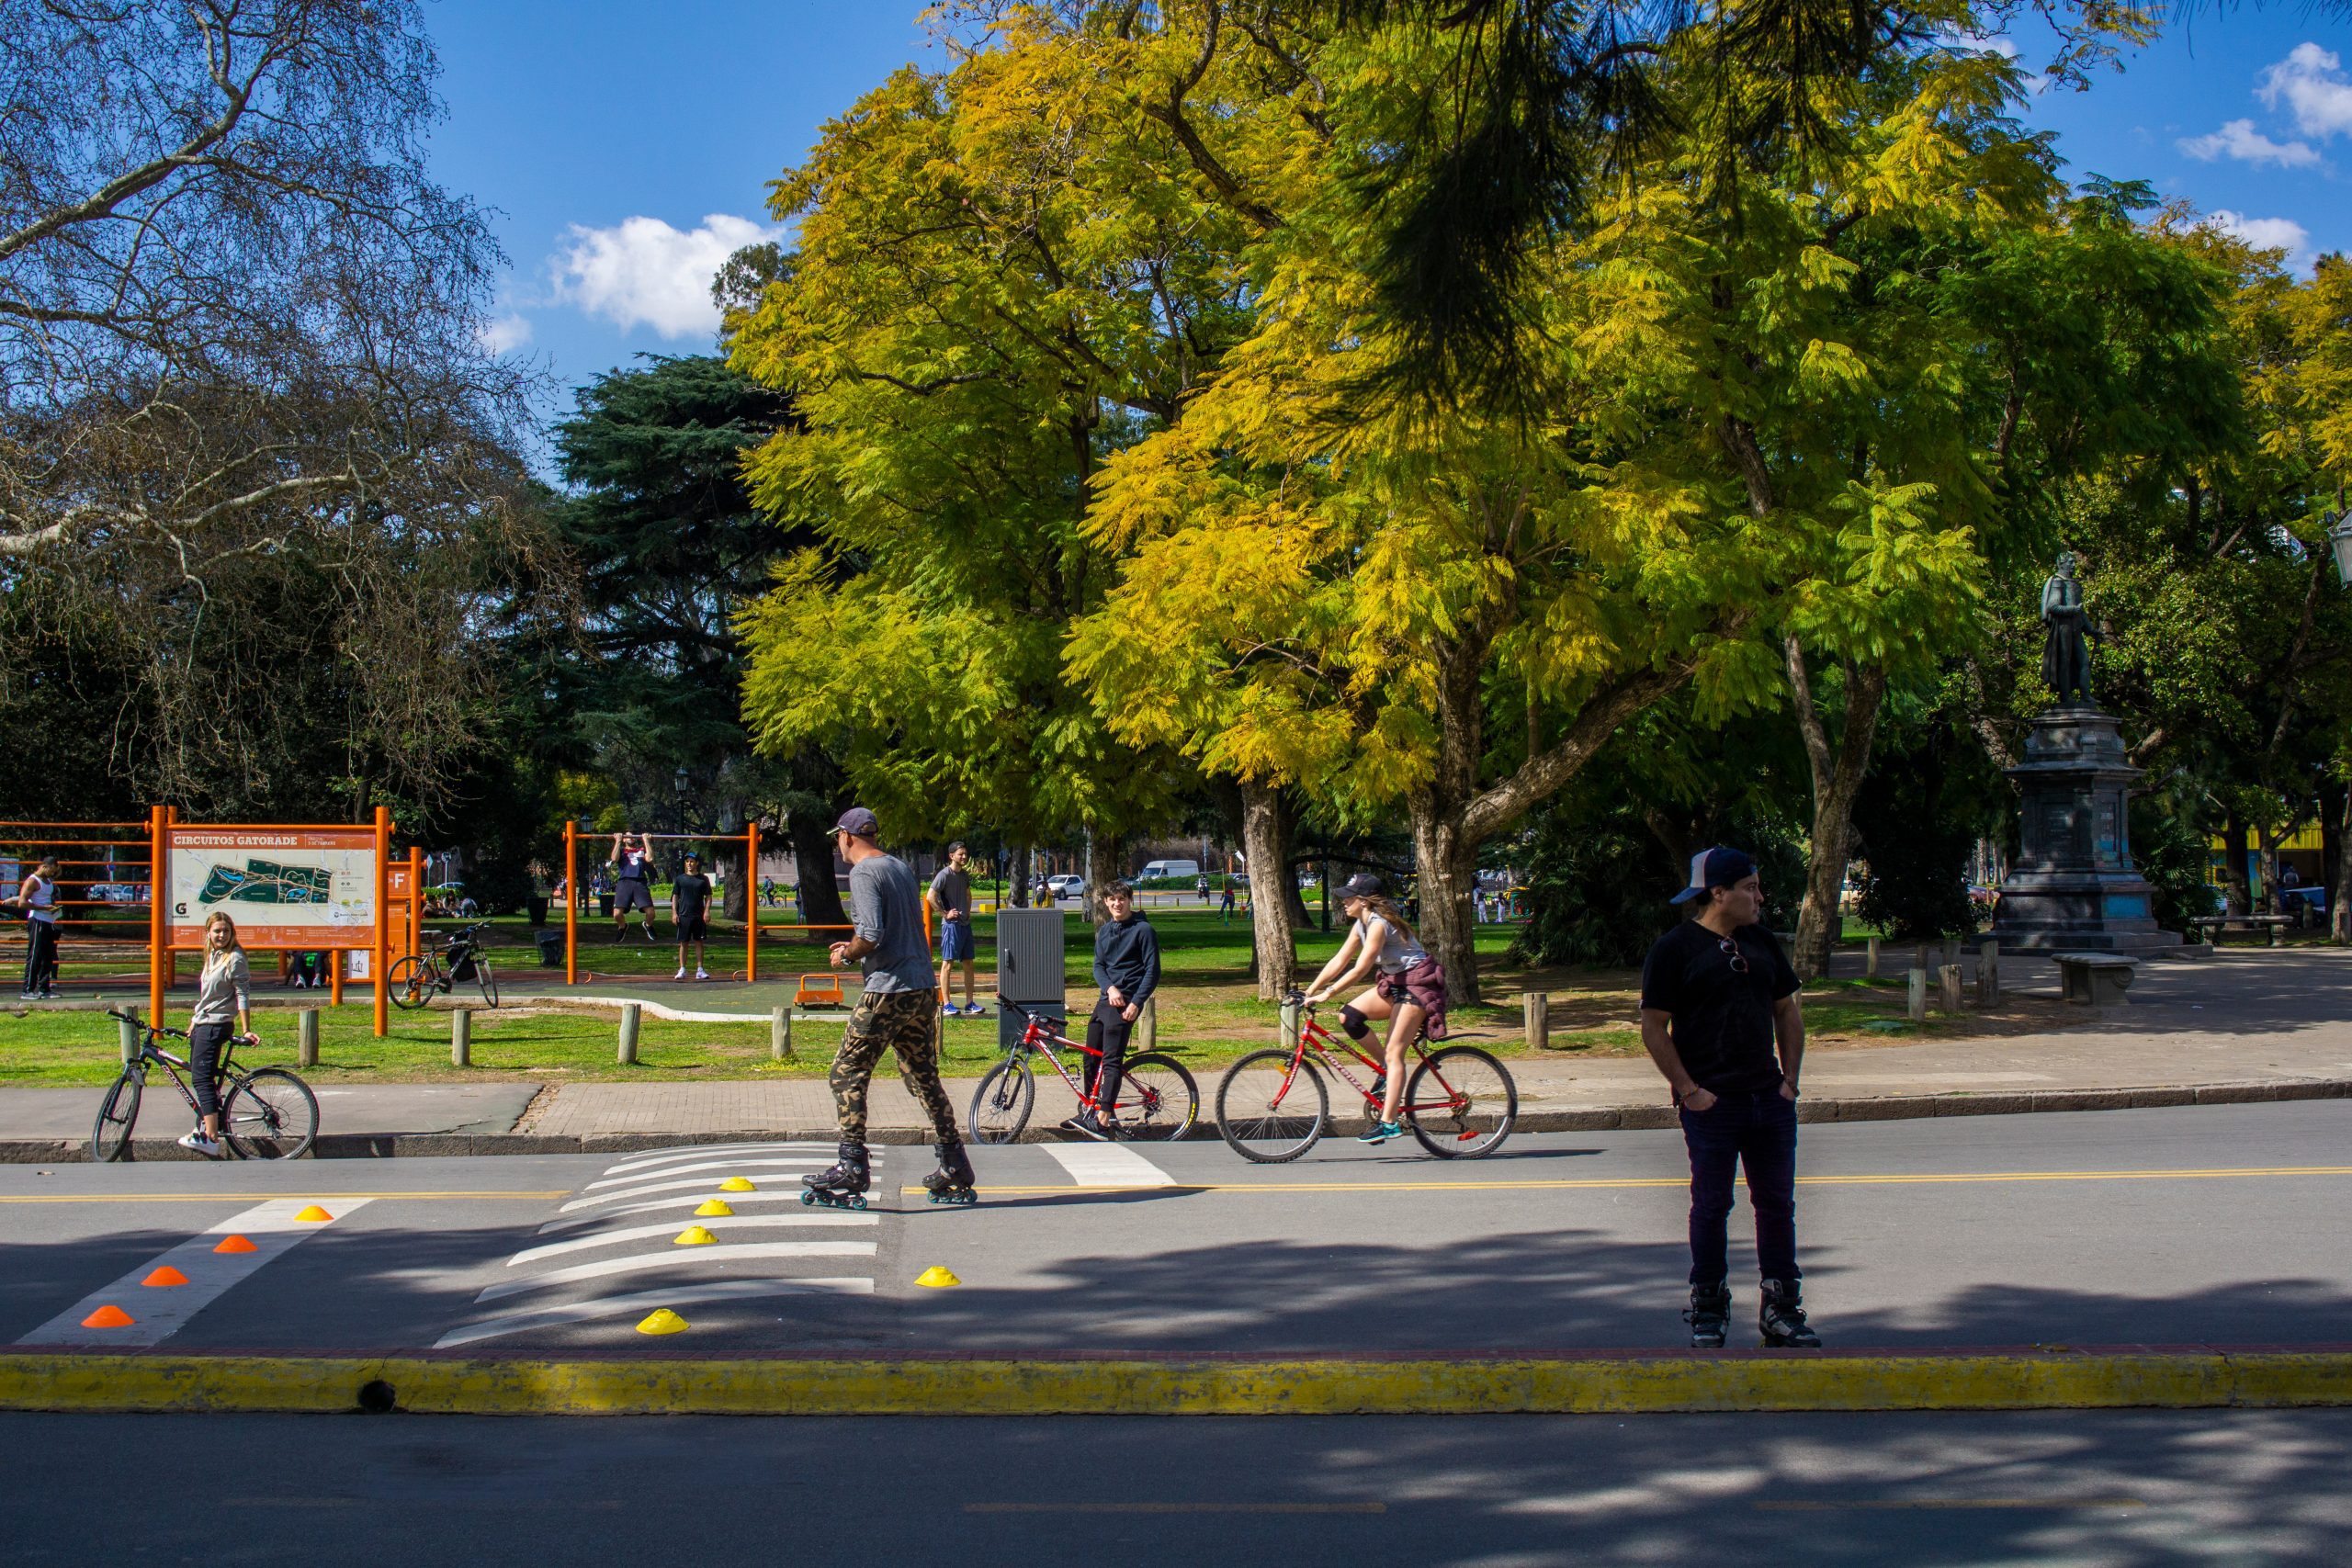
left=4, top=1348, right=2352, bottom=1416
left=4, top=1075, right=2348, bottom=1162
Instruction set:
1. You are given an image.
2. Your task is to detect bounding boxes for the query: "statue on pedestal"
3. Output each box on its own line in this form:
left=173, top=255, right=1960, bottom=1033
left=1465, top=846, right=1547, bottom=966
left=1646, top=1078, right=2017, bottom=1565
left=2040, top=551, right=2097, bottom=705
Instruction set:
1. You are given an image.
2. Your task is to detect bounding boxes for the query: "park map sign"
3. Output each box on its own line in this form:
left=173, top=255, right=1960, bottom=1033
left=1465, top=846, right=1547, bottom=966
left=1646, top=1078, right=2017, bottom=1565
left=166, top=829, right=377, bottom=950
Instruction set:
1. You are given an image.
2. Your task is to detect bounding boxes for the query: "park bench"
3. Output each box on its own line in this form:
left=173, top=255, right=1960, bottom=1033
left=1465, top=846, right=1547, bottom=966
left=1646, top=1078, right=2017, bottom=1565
left=2188, top=914, right=2294, bottom=948
left=2052, top=952, right=2139, bottom=1008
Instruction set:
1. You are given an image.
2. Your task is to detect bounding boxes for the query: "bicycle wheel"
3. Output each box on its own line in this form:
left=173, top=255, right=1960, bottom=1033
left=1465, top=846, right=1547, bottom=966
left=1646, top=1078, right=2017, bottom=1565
left=221, top=1067, right=319, bottom=1159
left=387, top=954, right=432, bottom=1010
left=474, top=953, right=499, bottom=1009
left=91, top=1067, right=142, bottom=1163
left=1112, top=1053, right=1198, bottom=1141
left=1405, top=1045, right=1517, bottom=1159
left=968, top=1057, right=1035, bottom=1145
left=1216, top=1049, right=1328, bottom=1163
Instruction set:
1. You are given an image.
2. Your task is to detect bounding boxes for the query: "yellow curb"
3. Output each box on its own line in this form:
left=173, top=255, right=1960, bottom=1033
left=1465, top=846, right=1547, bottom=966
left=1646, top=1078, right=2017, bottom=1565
left=3, top=1352, right=2352, bottom=1417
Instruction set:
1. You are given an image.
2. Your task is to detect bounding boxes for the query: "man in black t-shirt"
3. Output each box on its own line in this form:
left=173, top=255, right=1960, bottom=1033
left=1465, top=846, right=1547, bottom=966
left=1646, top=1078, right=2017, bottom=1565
left=1638, top=846, right=1819, bottom=1351
left=671, top=852, right=714, bottom=982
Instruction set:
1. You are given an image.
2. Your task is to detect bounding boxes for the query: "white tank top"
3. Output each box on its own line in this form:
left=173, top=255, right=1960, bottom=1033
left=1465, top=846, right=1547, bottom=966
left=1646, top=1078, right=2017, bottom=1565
left=24, top=875, right=56, bottom=924
left=1358, top=913, right=1427, bottom=975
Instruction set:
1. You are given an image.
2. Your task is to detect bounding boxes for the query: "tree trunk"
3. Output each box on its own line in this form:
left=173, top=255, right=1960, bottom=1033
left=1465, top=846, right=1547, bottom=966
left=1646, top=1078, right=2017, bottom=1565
left=1084, top=827, right=1125, bottom=927
left=2257, top=824, right=2283, bottom=916
left=1786, top=640, right=1888, bottom=981
left=2332, top=776, right=2352, bottom=945
left=2220, top=816, right=2250, bottom=916
left=1239, top=777, right=1296, bottom=1000
left=1409, top=795, right=1482, bottom=1004
left=786, top=806, right=848, bottom=931
left=1011, top=844, right=1032, bottom=911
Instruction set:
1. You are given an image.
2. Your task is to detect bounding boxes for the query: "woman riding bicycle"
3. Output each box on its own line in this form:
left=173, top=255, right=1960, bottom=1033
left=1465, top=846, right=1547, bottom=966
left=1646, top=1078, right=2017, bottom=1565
left=180, top=911, right=256, bottom=1158
left=1304, top=873, right=1449, bottom=1144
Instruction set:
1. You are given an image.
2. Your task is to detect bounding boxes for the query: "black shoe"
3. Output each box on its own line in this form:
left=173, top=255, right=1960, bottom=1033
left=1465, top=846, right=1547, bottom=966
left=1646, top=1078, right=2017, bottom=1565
left=1683, top=1283, right=1731, bottom=1348
left=1060, top=1113, right=1109, bottom=1142
left=1758, top=1279, right=1820, bottom=1348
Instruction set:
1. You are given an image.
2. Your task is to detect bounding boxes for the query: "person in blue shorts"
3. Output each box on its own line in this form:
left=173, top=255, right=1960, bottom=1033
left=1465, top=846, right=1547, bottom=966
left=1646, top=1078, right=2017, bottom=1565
left=928, top=841, right=982, bottom=1016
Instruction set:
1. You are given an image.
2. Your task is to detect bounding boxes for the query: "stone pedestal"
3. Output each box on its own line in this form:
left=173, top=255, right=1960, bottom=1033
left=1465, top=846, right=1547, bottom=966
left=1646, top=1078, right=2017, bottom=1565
left=1991, top=705, right=2184, bottom=954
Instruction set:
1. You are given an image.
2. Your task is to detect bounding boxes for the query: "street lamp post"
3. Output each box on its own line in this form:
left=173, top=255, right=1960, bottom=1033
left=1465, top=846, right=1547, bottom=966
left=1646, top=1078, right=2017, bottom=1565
left=2325, top=509, right=2352, bottom=589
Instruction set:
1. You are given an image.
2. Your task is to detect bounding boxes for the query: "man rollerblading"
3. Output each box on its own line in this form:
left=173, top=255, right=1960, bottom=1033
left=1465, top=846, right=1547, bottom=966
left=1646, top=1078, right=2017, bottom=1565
left=1758, top=1279, right=1820, bottom=1348
left=923, top=1140, right=978, bottom=1204
left=801, top=1140, right=871, bottom=1210
left=819, top=807, right=978, bottom=1205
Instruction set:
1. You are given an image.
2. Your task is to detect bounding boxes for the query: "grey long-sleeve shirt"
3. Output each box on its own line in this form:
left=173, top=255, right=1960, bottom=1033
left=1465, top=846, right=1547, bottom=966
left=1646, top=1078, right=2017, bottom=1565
left=191, top=951, right=252, bottom=1026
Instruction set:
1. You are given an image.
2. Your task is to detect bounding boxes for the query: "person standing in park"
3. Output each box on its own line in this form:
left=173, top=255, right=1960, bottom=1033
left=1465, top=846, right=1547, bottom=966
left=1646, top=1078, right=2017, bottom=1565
left=928, top=841, right=982, bottom=1017
left=803, top=808, right=976, bottom=1206
left=1068, top=880, right=1159, bottom=1140
left=670, top=852, right=713, bottom=981
left=1638, top=846, right=1818, bottom=1350
left=1217, top=876, right=1236, bottom=924
left=179, top=911, right=254, bottom=1157
left=15, top=855, right=62, bottom=999
left=607, top=831, right=658, bottom=943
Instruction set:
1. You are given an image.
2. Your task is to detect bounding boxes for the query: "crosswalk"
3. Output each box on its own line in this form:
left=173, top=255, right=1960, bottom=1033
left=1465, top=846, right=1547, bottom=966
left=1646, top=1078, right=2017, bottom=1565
left=431, top=1143, right=883, bottom=1349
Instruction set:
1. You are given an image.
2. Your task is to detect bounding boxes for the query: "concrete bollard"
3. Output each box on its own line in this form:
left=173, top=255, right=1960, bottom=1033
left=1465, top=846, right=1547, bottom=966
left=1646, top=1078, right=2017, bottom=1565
left=617, top=1002, right=641, bottom=1065
left=1138, top=995, right=1158, bottom=1053
left=1977, top=941, right=2000, bottom=1005
left=1865, top=936, right=1881, bottom=979
left=771, top=1005, right=793, bottom=1062
left=1279, top=997, right=1301, bottom=1052
left=1906, top=967, right=1928, bottom=1022
left=1913, top=944, right=1929, bottom=977
left=118, top=1014, right=139, bottom=1066
left=1524, top=991, right=1550, bottom=1051
left=1942, top=937, right=1961, bottom=971
left=1939, top=964, right=1963, bottom=1013
left=298, top=1009, right=319, bottom=1068
left=451, top=1008, right=472, bottom=1067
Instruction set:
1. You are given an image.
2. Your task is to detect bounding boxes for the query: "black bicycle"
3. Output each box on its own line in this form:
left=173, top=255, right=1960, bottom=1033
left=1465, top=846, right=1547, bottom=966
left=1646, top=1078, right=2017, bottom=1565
left=92, top=1008, right=319, bottom=1162
left=388, top=921, right=499, bottom=1010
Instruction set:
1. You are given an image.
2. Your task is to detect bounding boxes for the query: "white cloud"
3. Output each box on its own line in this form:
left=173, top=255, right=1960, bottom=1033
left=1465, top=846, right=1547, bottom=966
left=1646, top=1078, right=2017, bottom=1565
left=479, top=312, right=534, bottom=355
left=2177, top=118, right=2321, bottom=167
left=2206, top=209, right=2314, bottom=268
left=548, top=213, right=775, bottom=339
left=2258, top=42, right=2352, bottom=139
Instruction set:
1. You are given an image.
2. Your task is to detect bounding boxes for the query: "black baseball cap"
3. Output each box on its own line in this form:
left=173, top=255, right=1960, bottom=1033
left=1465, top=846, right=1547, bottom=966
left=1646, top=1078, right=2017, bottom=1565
left=1670, top=847, right=1758, bottom=906
left=1338, top=873, right=1384, bottom=900
left=834, top=807, right=879, bottom=837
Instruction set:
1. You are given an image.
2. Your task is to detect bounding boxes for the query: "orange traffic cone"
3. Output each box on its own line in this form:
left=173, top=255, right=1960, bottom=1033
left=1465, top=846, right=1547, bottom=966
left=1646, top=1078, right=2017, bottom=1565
left=80, top=1304, right=135, bottom=1328
left=141, top=1267, right=189, bottom=1287
left=213, top=1235, right=257, bottom=1254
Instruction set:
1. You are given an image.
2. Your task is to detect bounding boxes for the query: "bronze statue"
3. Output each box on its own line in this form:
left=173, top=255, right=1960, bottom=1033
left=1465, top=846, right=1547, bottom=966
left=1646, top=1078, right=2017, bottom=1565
left=2040, top=551, right=2097, bottom=705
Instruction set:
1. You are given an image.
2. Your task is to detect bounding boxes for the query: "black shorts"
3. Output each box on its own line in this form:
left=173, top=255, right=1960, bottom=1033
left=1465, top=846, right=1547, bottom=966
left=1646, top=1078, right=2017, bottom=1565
left=675, top=911, right=707, bottom=942
left=614, top=880, right=653, bottom=914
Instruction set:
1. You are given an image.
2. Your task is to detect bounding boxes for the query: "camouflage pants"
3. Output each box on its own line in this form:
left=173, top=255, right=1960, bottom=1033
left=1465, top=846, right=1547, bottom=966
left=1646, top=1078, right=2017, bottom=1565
left=830, top=988, right=960, bottom=1145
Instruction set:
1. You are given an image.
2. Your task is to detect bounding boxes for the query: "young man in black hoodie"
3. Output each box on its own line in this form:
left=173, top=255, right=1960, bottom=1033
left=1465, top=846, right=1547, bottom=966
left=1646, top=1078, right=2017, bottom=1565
left=1069, top=880, right=1159, bottom=1140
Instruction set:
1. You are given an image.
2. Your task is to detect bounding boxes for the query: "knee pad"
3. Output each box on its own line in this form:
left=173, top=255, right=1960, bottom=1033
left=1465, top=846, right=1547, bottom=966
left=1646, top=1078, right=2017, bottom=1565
left=1340, top=1005, right=1371, bottom=1042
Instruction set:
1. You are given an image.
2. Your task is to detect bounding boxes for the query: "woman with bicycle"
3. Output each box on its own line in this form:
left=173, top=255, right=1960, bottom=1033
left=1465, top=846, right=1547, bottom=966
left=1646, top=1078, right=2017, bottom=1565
left=1304, top=873, right=1449, bottom=1144
left=180, top=911, right=256, bottom=1157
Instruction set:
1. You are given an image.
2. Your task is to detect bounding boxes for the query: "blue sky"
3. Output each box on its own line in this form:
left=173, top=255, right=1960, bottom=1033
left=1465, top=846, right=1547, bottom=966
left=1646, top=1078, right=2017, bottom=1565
left=425, top=2, right=2350, bottom=443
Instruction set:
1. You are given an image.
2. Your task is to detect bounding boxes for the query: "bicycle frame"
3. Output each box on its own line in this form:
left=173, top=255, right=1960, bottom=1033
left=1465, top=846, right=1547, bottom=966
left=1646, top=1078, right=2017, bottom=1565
left=1001, top=1005, right=1116, bottom=1115
left=128, top=1030, right=237, bottom=1123
left=1281, top=1006, right=1449, bottom=1117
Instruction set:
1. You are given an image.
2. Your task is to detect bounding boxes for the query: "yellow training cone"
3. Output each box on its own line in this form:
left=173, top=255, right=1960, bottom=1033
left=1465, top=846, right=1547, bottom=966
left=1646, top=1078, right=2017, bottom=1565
left=292, top=1205, right=334, bottom=1223
left=718, top=1177, right=756, bottom=1192
left=672, top=1225, right=717, bottom=1246
left=915, top=1266, right=962, bottom=1289
left=693, top=1199, right=734, bottom=1217
left=636, top=1309, right=688, bottom=1336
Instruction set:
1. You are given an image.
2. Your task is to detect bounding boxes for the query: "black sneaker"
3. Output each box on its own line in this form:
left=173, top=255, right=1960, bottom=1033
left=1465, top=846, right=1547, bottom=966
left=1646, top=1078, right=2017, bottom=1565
left=1061, top=1113, right=1109, bottom=1142
left=1758, top=1279, right=1821, bottom=1348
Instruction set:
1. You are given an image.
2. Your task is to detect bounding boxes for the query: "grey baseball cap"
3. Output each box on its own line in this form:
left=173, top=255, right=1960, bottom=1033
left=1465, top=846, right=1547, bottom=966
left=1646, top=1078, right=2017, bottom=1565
left=834, top=807, right=879, bottom=838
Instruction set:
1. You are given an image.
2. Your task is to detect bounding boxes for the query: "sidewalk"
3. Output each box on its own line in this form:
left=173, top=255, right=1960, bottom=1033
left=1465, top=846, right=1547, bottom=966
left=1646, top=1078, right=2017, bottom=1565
left=6, top=949, right=2346, bottom=1157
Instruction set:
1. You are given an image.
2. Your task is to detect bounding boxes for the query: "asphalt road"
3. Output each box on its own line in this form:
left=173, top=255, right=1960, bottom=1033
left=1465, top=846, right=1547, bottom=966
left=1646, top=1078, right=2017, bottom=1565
left=4, top=1100, right=2350, bottom=1353
left=6, top=1408, right=2350, bottom=1565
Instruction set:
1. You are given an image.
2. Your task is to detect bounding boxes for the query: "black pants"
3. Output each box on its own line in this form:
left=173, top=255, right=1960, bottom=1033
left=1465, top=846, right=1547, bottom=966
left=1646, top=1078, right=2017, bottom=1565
left=187, top=1021, right=233, bottom=1120
left=21, top=919, right=58, bottom=995
left=1679, top=1088, right=1800, bottom=1286
left=1082, top=997, right=1137, bottom=1116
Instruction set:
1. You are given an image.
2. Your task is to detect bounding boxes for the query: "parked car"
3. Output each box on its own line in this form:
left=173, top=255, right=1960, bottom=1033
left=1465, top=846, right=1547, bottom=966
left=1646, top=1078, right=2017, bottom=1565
left=1046, top=874, right=1085, bottom=898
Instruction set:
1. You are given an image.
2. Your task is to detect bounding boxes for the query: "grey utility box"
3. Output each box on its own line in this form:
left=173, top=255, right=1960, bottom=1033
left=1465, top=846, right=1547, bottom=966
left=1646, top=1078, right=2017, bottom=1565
left=994, top=907, right=1068, bottom=1052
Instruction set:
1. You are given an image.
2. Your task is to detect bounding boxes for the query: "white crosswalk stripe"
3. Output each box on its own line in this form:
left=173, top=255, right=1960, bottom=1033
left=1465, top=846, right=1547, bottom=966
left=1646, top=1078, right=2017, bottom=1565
left=433, top=1279, right=876, bottom=1350
left=507, top=1213, right=876, bottom=1267
left=599, top=1142, right=839, bottom=1177
left=474, top=1241, right=877, bottom=1303
left=582, top=1158, right=830, bottom=1190
left=1041, top=1141, right=1175, bottom=1188
left=533, top=1191, right=823, bottom=1233
left=557, top=1167, right=877, bottom=1212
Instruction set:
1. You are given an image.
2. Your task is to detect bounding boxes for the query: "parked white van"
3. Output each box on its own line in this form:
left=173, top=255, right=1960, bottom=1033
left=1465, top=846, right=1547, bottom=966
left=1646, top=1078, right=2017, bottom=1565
left=1138, top=859, right=1203, bottom=881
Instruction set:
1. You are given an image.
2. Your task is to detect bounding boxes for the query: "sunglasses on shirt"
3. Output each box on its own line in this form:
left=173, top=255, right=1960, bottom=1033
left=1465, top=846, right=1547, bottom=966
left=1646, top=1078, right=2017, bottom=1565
left=1717, top=936, right=1750, bottom=975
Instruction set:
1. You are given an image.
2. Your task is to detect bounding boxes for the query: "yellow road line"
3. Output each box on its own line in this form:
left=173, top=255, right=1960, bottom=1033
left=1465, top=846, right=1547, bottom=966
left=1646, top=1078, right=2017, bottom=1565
left=3, top=1350, right=2350, bottom=1416
left=0, top=1191, right=568, bottom=1203
left=919, top=1165, right=2352, bottom=1197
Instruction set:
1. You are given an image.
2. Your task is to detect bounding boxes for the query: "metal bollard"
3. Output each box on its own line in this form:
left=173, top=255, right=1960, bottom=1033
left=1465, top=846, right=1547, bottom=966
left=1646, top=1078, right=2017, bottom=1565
left=1524, top=991, right=1550, bottom=1051
left=118, top=1014, right=139, bottom=1066
left=451, top=1008, right=471, bottom=1067
left=298, top=1008, right=319, bottom=1068
left=1906, top=967, right=1928, bottom=1022
left=771, top=1004, right=793, bottom=1062
left=1866, top=936, right=1880, bottom=980
left=617, top=1002, right=641, bottom=1065
left=1939, top=964, right=1963, bottom=1012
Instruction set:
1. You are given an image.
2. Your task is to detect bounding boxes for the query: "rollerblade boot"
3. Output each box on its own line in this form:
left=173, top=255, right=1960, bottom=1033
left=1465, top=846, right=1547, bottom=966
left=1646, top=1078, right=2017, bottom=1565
left=1758, top=1278, right=1820, bottom=1348
left=800, top=1141, right=871, bottom=1210
left=1683, top=1282, right=1731, bottom=1348
left=923, top=1140, right=978, bottom=1205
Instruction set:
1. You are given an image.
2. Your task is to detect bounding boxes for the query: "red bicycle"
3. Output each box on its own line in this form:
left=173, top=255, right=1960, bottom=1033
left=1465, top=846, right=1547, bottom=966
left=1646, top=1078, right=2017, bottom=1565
left=968, top=999, right=1200, bottom=1143
left=1215, top=991, right=1516, bottom=1162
